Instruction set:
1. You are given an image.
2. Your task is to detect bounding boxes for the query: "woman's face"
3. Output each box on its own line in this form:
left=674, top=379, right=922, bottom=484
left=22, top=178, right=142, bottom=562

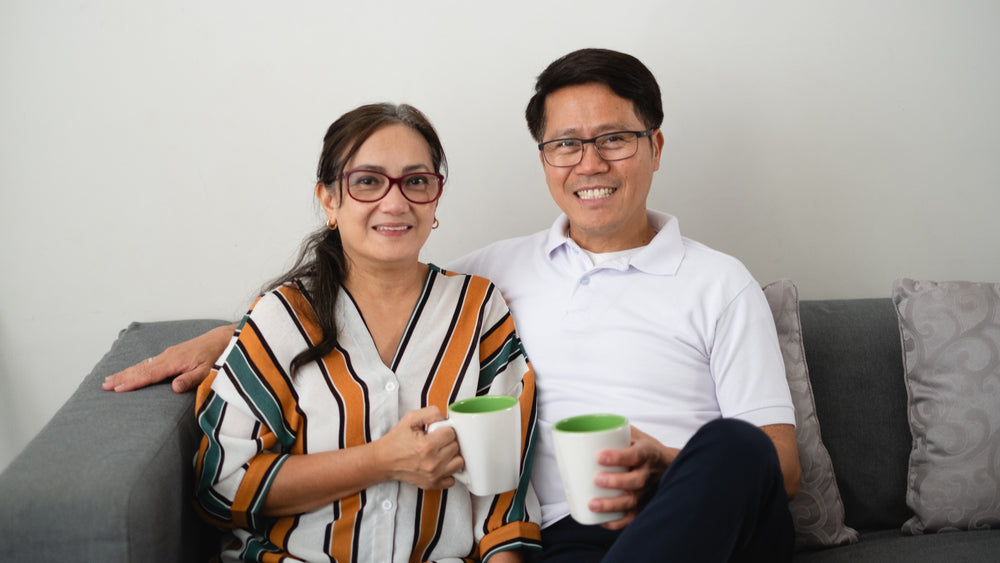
left=317, top=123, right=439, bottom=272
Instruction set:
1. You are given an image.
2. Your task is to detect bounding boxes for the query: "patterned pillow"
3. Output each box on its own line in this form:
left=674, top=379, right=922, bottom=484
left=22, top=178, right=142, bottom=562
left=762, top=280, right=859, bottom=547
left=893, top=279, right=1000, bottom=533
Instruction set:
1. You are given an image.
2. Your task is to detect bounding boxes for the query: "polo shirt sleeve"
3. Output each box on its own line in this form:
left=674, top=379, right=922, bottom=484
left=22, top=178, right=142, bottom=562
left=710, top=281, right=796, bottom=428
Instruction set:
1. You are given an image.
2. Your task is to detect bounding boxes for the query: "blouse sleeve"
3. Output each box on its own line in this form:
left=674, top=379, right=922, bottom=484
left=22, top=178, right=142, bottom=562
left=472, top=287, right=543, bottom=560
left=193, top=293, right=300, bottom=531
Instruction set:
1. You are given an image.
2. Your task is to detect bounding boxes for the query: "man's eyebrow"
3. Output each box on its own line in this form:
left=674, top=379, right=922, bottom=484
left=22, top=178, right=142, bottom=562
left=548, top=123, right=636, bottom=139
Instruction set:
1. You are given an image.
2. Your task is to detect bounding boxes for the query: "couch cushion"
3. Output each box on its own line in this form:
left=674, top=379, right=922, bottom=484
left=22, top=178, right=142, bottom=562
left=0, top=319, right=230, bottom=562
left=763, top=280, right=858, bottom=547
left=798, top=298, right=913, bottom=531
left=792, top=528, right=1000, bottom=562
left=893, top=279, right=1000, bottom=534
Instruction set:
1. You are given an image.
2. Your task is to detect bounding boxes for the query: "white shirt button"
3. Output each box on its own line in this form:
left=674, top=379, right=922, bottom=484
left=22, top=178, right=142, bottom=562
left=385, top=381, right=397, bottom=391
left=580, top=277, right=591, bottom=286
left=382, top=500, right=393, bottom=510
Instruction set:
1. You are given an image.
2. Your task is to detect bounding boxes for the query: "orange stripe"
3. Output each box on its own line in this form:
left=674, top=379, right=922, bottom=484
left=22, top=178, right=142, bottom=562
left=426, top=276, right=491, bottom=409
left=409, top=490, right=444, bottom=563
left=480, top=314, right=516, bottom=360
left=518, top=370, right=536, bottom=461
left=479, top=521, right=542, bottom=557
left=195, top=369, right=220, bottom=413
left=267, top=516, right=296, bottom=553
left=322, top=351, right=369, bottom=448
left=485, top=369, right=536, bottom=532
left=230, top=453, right=282, bottom=529
left=276, top=285, right=324, bottom=345
left=329, top=494, right=363, bottom=560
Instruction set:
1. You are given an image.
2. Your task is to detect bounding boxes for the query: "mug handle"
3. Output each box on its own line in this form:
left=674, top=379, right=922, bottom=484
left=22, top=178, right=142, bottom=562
left=426, top=419, right=470, bottom=485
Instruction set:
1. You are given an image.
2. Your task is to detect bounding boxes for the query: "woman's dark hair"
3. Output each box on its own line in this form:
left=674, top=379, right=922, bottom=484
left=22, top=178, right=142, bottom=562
left=266, top=103, right=447, bottom=375
left=524, top=48, right=664, bottom=143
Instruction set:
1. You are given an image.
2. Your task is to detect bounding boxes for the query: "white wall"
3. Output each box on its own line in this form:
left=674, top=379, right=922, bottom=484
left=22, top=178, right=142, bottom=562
left=2, top=0, right=998, bottom=470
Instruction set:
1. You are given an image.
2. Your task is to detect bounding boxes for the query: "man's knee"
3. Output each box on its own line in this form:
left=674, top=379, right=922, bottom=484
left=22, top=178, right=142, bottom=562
left=690, top=418, right=780, bottom=473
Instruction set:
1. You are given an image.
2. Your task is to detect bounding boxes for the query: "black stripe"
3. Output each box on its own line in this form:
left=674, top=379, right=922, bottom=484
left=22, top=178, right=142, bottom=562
left=410, top=488, right=425, bottom=555
left=453, top=286, right=491, bottom=403
left=420, top=488, right=449, bottom=561
left=421, top=275, right=471, bottom=406
left=392, top=267, right=437, bottom=372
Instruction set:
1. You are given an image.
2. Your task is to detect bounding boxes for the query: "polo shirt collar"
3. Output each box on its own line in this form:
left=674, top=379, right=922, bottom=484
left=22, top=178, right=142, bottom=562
left=543, top=210, right=684, bottom=276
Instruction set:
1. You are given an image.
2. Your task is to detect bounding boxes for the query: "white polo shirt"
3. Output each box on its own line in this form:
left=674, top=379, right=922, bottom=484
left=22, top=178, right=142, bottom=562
left=447, top=210, right=794, bottom=527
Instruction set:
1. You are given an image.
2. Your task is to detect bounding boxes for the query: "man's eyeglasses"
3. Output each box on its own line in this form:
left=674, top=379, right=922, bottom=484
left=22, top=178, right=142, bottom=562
left=342, top=169, right=444, bottom=204
left=538, top=129, right=654, bottom=167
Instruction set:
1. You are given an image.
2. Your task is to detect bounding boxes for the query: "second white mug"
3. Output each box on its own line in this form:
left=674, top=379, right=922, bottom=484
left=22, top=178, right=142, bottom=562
left=552, top=413, right=631, bottom=525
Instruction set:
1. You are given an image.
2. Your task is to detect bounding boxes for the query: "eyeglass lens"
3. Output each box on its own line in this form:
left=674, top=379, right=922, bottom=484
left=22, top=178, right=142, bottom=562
left=543, top=131, right=641, bottom=167
left=346, top=170, right=442, bottom=203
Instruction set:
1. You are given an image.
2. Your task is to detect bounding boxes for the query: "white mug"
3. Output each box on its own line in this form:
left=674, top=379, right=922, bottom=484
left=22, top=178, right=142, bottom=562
left=552, top=413, right=631, bottom=525
left=427, top=395, right=521, bottom=496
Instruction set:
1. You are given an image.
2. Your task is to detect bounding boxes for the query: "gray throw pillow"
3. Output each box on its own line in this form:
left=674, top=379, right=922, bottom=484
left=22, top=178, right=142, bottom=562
left=762, top=280, right=859, bottom=547
left=893, top=279, right=1000, bottom=533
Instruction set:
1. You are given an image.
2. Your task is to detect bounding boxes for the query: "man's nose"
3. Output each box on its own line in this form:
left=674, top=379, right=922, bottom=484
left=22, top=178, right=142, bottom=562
left=575, top=141, right=610, bottom=173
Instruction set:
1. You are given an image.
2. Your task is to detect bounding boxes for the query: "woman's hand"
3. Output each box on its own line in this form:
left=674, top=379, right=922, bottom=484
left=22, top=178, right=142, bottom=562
left=587, top=425, right=679, bottom=530
left=102, top=324, right=236, bottom=393
left=376, top=407, right=464, bottom=490
left=262, top=406, right=464, bottom=517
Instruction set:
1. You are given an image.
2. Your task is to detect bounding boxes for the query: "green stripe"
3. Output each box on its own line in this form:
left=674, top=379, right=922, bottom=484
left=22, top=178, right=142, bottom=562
left=478, top=334, right=525, bottom=391
left=195, top=393, right=234, bottom=522
left=226, top=344, right=296, bottom=447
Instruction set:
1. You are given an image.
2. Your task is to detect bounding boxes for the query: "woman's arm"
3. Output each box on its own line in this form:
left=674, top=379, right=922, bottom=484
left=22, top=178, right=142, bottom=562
left=260, top=407, right=463, bottom=517
left=103, top=323, right=236, bottom=392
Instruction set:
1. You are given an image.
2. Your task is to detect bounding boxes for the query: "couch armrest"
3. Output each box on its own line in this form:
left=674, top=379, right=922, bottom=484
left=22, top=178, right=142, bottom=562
left=0, top=319, right=232, bottom=562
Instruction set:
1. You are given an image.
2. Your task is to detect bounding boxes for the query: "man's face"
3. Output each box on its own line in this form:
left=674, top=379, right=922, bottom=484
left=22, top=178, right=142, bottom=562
left=539, top=82, right=664, bottom=252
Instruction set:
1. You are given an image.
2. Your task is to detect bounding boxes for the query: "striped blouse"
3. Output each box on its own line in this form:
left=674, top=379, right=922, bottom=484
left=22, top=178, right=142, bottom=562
left=195, top=265, right=541, bottom=562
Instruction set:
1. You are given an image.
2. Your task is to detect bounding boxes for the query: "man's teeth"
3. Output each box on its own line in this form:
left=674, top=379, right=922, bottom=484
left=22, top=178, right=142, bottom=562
left=376, top=226, right=409, bottom=231
left=576, top=188, right=615, bottom=200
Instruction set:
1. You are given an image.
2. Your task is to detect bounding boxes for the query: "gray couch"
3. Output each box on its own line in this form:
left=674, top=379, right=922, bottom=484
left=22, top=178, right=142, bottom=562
left=2, top=301, right=998, bottom=562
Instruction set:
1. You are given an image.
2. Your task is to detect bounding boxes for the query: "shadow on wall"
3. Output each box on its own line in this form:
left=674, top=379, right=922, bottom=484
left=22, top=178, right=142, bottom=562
left=0, top=340, right=21, bottom=472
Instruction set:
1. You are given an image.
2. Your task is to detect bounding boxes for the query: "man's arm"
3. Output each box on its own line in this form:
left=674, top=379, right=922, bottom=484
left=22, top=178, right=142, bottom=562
left=760, top=423, right=800, bottom=499
left=102, top=323, right=236, bottom=393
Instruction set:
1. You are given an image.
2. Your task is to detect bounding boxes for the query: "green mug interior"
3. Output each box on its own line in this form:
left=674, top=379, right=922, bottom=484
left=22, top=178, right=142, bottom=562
left=554, top=413, right=627, bottom=433
left=449, top=395, right=517, bottom=414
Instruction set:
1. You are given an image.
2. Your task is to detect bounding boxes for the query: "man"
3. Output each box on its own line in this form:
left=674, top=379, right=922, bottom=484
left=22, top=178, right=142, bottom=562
left=105, top=48, right=799, bottom=562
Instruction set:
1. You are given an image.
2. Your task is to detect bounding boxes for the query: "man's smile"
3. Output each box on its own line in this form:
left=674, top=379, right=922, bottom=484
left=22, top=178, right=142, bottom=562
left=575, top=187, right=617, bottom=200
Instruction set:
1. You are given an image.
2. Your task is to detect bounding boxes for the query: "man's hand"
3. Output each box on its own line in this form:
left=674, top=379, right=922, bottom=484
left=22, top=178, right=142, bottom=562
left=102, top=324, right=236, bottom=393
left=587, top=425, right=679, bottom=531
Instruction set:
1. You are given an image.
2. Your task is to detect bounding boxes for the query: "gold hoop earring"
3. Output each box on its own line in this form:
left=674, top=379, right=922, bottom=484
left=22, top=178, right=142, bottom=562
left=327, top=219, right=338, bottom=231
left=432, top=218, right=439, bottom=229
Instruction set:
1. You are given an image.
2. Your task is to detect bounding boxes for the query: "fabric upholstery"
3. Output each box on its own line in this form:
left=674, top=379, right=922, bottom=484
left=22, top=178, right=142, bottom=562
left=798, top=299, right=913, bottom=531
left=5, top=301, right=1000, bottom=561
left=893, top=279, right=1000, bottom=534
left=763, top=280, right=858, bottom=547
left=0, top=319, right=229, bottom=562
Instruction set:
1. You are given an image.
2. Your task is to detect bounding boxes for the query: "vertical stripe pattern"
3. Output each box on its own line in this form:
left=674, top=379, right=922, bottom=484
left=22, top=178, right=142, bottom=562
left=194, top=265, right=540, bottom=562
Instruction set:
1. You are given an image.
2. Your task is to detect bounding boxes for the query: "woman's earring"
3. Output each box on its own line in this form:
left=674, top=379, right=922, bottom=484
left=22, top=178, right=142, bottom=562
left=327, top=219, right=338, bottom=231
left=432, top=218, right=439, bottom=229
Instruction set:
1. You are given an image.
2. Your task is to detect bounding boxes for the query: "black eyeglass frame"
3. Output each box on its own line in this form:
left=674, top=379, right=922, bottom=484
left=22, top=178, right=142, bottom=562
left=537, top=129, right=655, bottom=167
left=341, top=169, right=445, bottom=204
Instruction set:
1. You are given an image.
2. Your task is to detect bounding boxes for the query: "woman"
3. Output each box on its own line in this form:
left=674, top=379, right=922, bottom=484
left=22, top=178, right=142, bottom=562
left=194, top=103, right=540, bottom=562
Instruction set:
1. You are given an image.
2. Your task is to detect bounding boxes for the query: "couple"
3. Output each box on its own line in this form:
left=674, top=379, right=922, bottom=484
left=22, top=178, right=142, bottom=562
left=105, top=48, right=800, bottom=563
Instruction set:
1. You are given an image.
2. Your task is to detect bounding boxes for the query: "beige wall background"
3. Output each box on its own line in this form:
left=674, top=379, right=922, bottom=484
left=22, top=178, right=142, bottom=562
left=2, top=0, right=998, bottom=470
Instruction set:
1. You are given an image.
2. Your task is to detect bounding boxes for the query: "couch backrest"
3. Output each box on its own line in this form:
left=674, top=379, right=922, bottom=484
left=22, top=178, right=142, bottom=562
left=798, top=298, right=913, bottom=532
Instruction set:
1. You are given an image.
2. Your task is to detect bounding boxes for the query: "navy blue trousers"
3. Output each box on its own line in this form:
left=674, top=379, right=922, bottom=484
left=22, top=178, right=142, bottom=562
left=531, top=419, right=794, bottom=563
